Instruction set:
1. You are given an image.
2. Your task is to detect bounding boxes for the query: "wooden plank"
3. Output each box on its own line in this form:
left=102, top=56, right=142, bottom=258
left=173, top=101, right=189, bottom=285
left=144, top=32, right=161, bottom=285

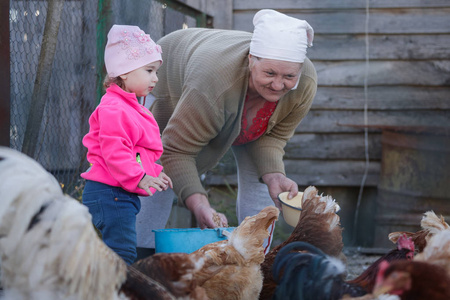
left=207, top=0, right=233, bottom=29
left=184, top=0, right=233, bottom=29
left=233, top=9, right=450, bottom=34
left=285, top=133, right=382, bottom=159
left=234, top=0, right=450, bottom=10
left=308, top=34, right=450, bottom=60
left=285, top=160, right=380, bottom=186
left=297, top=110, right=450, bottom=133
left=314, top=61, right=450, bottom=86
left=312, top=86, right=450, bottom=110
left=207, top=132, right=382, bottom=170
left=205, top=160, right=381, bottom=187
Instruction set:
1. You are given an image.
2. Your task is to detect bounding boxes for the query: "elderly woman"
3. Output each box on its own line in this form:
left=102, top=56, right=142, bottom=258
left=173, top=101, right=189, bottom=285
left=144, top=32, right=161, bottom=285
left=136, top=9, right=317, bottom=258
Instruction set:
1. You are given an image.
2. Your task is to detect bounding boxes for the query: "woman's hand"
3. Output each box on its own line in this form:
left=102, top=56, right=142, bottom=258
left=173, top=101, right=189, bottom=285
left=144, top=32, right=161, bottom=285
left=262, top=172, right=299, bottom=210
left=138, top=173, right=171, bottom=196
left=185, top=193, right=228, bottom=229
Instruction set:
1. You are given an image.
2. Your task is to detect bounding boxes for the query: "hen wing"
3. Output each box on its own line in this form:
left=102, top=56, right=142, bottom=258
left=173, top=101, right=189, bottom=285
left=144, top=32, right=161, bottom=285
left=132, top=252, right=207, bottom=299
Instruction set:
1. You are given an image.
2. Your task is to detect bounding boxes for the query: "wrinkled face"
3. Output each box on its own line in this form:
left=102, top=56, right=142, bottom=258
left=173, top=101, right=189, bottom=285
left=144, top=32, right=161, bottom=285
left=120, top=61, right=161, bottom=97
left=248, top=55, right=302, bottom=102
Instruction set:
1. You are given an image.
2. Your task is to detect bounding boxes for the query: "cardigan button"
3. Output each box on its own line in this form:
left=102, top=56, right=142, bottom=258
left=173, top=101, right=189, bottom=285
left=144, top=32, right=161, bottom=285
left=114, top=197, right=118, bottom=201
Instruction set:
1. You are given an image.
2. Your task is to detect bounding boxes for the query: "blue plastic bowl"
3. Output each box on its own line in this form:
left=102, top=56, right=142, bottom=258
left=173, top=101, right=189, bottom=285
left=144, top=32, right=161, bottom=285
left=153, top=227, right=236, bottom=253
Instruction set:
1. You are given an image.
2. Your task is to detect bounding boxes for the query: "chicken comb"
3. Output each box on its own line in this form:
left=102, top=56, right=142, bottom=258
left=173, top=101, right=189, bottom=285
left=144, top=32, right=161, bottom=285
left=397, top=234, right=415, bottom=252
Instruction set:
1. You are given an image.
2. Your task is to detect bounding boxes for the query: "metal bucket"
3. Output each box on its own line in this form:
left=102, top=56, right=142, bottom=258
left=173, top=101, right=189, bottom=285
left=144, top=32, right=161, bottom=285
left=374, top=128, right=450, bottom=247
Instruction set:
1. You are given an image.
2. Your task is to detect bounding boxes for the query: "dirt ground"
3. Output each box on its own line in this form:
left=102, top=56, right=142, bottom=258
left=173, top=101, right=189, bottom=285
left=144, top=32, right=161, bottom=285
left=343, top=247, right=384, bottom=280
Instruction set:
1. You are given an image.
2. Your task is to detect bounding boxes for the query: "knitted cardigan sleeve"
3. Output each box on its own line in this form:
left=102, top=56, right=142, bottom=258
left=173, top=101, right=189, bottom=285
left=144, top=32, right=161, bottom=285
left=160, top=88, right=225, bottom=203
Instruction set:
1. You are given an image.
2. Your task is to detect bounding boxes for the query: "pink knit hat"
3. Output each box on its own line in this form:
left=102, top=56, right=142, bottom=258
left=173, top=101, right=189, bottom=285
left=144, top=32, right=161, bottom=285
left=104, top=25, right=162, bottom=77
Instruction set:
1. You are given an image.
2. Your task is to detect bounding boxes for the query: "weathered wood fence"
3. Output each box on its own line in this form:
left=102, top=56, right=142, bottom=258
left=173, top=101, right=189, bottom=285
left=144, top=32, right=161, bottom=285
left=206, top=0, right=450, bottom=246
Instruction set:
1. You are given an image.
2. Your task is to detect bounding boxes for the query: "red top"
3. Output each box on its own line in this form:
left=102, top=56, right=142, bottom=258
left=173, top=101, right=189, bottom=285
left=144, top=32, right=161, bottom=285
left=233, top=96, right=278, bottom=146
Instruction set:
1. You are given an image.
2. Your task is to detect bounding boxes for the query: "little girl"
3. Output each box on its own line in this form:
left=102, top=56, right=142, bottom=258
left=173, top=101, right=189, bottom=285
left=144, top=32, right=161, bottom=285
left=81, top=25, right=172, bottom=265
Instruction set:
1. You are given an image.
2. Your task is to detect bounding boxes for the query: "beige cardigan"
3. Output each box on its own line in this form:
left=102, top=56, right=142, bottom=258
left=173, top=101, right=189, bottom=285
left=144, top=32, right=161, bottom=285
left=150, top=28, right=317, bottom=205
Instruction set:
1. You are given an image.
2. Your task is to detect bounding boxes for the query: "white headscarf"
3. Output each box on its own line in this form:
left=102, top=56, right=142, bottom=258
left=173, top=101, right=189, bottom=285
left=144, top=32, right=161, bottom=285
left=250, top=9, right=314, bottom=63
left=249, top=9, right=314, bottom=89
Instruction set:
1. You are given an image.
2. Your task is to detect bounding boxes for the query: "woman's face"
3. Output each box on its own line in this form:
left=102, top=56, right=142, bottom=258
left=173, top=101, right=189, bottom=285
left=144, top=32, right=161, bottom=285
left=248, top=55, right=302, bottom=102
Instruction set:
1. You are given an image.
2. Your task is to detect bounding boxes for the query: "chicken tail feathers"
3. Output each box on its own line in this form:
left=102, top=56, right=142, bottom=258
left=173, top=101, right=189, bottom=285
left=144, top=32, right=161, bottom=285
left=272, top=241, right=349, bottom=300
left=421, top=211, right=449, bottom=234
left=120, top=266, right=176, bottom=300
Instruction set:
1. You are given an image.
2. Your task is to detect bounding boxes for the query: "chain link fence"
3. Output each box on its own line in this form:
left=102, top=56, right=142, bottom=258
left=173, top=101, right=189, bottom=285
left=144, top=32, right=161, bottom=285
left=9, top=0, right=205, bottom=197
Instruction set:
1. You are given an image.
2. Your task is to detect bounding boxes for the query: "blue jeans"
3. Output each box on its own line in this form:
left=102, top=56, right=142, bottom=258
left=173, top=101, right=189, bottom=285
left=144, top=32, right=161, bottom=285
left=82, top=180, right=141, bottom=265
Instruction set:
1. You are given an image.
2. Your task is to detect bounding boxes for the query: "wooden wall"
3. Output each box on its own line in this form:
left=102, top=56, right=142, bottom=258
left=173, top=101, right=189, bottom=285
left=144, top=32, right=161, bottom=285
left=231, top=0, right=450, bottom=188
left=201, top=0, right=450, bottom=246
left=183, top=0, right=233, bottom=29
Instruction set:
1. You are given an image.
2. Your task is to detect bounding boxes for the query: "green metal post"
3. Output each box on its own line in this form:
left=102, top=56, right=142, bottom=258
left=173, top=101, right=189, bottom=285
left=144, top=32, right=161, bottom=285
left=96, top=0, right=112, bottom=105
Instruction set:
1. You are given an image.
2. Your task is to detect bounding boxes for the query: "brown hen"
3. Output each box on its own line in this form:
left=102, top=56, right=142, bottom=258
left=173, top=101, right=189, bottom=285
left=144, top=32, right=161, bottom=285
left=130, top=206, right=279, bottom=300
left=346, top=234, right=414, bottom=294
left=343, top=258, right=450, bottom=300
left=381, top=260, right=450, bottom=300
left=260, top=186, right=343, bottom=300
left=384, top=227, right=450, bottom=300
left=120, top=266, right=177, bottom=300
left=193, top=206, right=279, bottom=300
left=131, top=252, right=208, bottom=299
left=389, top=211, right=449, bottom=252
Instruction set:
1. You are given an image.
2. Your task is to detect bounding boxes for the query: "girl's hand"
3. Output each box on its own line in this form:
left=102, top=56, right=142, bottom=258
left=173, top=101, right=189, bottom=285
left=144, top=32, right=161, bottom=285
left=138, top=174, right=170, bottom=196
left=157, top=172, right=173, bottom=190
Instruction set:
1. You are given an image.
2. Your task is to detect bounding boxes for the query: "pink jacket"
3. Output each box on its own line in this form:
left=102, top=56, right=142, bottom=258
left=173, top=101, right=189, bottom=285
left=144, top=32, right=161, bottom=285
left=81, top=84, right=163, bottom=196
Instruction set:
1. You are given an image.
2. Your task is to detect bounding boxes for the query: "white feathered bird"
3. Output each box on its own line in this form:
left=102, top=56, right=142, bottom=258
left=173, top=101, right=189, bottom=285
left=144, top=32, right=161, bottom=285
left=0, top=147, right=128, bottom=300
left=414, top=229, right=450, bottom=277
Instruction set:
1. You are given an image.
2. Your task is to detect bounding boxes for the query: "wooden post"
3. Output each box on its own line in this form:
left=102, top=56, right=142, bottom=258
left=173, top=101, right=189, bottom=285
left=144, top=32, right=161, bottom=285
left=21, top=0, right=65, bottom=157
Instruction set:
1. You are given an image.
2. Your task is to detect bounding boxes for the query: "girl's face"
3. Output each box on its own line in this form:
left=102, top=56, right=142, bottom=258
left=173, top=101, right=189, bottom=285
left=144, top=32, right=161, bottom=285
left=120, top=61, right=161, bottom=97
left=248, top=55, right=302, bottom=102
